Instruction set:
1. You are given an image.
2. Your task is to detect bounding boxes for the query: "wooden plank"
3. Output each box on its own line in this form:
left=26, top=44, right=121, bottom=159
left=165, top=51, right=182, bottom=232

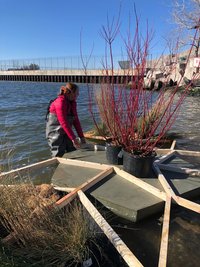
left=158, top=196, right=171, bottom=267
left=153, top=163, right=177, bottom=199
left=175, top=150, right=200, bottom=156
left=157, top=163, right=200, bottom=176
left=56, top=167, right=113, bottom=209
left=154, top=164, right=200, bottom=213
left=0, top=184, right=23, bottom=187
left=78, top=190, right=144, bottom=267
left=0, top=158, right=58, bottom=180
left=154, top=150, right=176, bottom=165
left=176, top=196, right=200, bottom=213
left=155, top=148, right=173, bottom=154
left=113, top=167, right=166, bottom=201
left=53, top=186, right=75, bottom=192
left=57, top=157, right=110, bottom=170
left=170, top=140, right=176, bottom=150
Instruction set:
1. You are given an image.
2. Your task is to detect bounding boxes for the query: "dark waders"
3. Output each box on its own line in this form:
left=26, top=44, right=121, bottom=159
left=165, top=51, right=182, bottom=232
left=46, top=114, right=76, bottom=157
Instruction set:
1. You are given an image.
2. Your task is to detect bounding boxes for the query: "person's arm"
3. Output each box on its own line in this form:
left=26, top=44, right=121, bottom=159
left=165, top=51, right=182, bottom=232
left=55, top=97, right=76, bottom=140
left=71, top=101, right=85, bottom=140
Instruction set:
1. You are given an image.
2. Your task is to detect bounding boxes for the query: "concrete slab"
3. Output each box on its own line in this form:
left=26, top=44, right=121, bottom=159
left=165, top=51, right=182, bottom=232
left=51, top=163, right=101, bottom=188
left=160, top=153, right=200, bottom=198
left=51, top=162, right=164, bottom=222
left=161, top=169, right=200, bottom=198
left=88, top=172, right=164, bottom=222
left=50, top=148, right=200, bottom=222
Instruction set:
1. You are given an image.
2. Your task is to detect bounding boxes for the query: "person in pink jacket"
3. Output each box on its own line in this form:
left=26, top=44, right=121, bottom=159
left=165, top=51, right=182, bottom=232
left=46, top=82, right=86, bottom=157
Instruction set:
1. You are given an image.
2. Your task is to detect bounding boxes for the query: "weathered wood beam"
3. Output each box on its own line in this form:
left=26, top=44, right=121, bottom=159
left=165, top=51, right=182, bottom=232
left=170, top=140, right=176, bottom=150
left=176, top=196, right=200, bottom=213
left=53, top=186, right=75, bottom=192
left=175, top=150, right=200, bottom=156
left=153, top=163, right=177, bottom=199
left=78, top=190, right=144, bottom=267
left=0, top=158, right=58, bottom=180
left=158, top=196, right=171, bottom=267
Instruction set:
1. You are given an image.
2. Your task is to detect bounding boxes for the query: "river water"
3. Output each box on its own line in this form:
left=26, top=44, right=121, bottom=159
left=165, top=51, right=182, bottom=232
left=0, top=81, right=94, bottom=171
left=0, top=81, right=200, bottom=171
left=0, top=81, right=199, bottom=266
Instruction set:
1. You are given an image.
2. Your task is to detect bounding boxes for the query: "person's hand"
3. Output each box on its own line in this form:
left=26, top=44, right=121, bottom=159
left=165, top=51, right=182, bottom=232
left=72, top=138, right=81, bottom=149
left=80, top=137, right=86, bottom=144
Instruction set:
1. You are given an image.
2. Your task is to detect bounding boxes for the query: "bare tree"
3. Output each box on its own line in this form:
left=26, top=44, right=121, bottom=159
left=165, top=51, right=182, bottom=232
left=172, top=0, right=200, bottom=57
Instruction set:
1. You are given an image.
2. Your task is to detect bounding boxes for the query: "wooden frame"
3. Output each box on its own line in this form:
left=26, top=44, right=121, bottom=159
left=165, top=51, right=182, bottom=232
left=54, top=159, right=145, bottom=266
left=1, top=147, right=199, bottom=267
left=55, top=148, right=200, bottom=267
left=153, top=149, right=200, bottom=267
left=78, top=190, right=144, bottom=267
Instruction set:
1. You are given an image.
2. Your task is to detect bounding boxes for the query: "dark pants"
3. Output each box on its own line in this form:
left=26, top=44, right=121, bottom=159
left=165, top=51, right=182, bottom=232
left=46, top=114, right=76, bottom=157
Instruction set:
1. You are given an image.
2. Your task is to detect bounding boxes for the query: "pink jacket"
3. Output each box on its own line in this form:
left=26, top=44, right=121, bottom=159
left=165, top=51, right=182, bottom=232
left=49, top=95, right=84, bottom=140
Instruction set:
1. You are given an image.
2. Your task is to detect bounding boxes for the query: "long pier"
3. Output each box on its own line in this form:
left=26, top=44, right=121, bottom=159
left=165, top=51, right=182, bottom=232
left=0, top=55, right=137, bottom=84
left=0, top=69, right=131, bottom=84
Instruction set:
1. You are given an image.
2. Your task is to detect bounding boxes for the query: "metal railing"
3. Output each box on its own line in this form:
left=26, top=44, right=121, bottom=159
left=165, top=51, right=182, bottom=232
left=0, top=54, right=158, bottom=71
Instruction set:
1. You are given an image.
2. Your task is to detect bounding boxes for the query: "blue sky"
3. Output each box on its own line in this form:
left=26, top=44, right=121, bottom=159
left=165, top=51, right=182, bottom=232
left=0, top=0, right=175, bottom=61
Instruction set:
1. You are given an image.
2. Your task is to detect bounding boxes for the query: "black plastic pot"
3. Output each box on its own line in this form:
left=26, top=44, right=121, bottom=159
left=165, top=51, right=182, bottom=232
left=123, top=150, right=156, bottom=178
left=106, top=143, right=123, bottom=165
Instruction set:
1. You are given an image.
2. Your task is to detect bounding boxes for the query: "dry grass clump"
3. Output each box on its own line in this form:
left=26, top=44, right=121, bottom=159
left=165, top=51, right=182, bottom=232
left=0, top=183, right=99, bottom=266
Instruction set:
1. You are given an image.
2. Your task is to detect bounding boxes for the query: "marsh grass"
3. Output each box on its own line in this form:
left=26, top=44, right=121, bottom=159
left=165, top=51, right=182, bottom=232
left=136, top=97, right=169, bottom=139
left=0, top=183, right=100, bottom=266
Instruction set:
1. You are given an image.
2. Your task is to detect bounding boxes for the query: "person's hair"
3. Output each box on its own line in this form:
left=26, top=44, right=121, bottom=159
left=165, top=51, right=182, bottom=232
left=60, top=83, right=78, bottom=95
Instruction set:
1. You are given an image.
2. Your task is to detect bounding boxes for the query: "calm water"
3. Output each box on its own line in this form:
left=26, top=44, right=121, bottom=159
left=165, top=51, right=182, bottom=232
left=0, top=81, right=94, bottom=171
left=0, top=81, right=199, bottom=266
left=0, top=81, right=199, bottom=171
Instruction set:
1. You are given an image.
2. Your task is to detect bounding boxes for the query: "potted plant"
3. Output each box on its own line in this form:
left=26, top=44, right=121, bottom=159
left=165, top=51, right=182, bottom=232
left=84, top=7, right=199, bottom=175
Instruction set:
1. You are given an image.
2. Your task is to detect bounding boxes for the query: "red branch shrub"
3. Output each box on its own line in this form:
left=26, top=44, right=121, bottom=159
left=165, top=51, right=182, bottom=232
left=84, top=8, right=200, bottom=156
